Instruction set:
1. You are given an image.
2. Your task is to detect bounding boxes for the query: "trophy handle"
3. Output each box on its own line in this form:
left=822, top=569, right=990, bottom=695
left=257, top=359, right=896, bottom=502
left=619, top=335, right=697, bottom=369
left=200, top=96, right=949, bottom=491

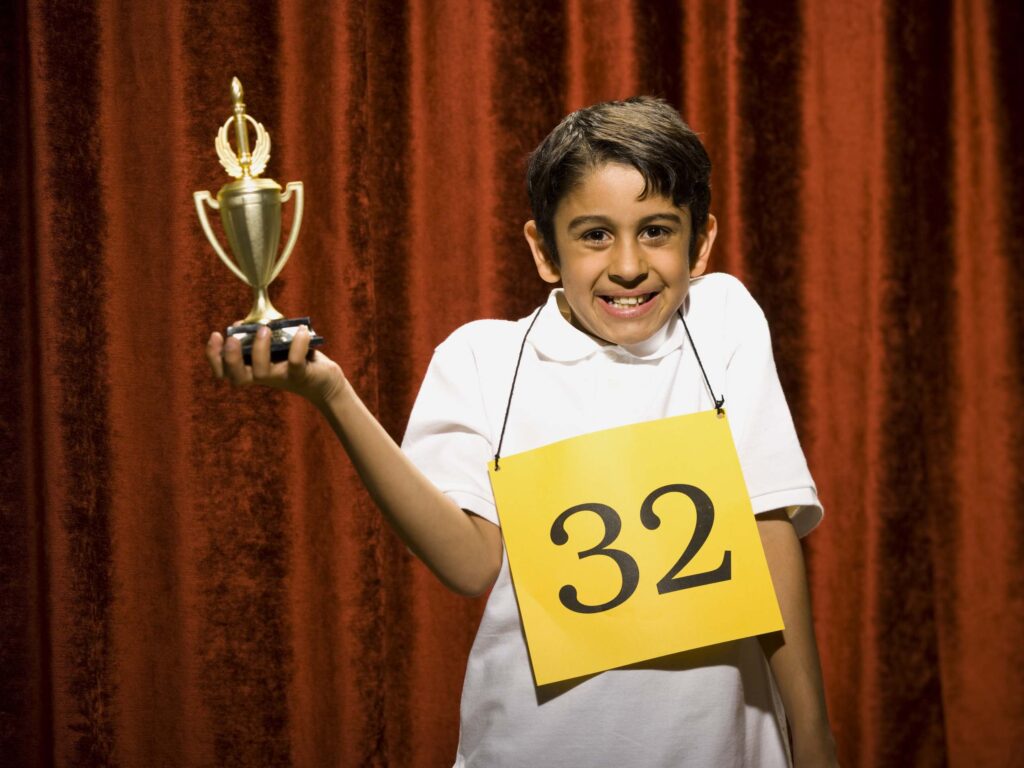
left=270, top=181, right=304, bottom=283
left=193, top=190, right=250, bottom=285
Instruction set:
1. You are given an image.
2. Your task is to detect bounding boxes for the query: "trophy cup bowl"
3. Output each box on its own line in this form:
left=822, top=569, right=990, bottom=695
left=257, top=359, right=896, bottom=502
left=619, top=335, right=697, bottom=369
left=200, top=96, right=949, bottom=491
left=194, top=77, right=324, bottom=363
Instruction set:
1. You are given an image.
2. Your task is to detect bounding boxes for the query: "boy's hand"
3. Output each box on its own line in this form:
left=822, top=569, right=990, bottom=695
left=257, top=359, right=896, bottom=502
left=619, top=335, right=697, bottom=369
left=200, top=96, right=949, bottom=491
left=206, top=325, right=346, bottom=408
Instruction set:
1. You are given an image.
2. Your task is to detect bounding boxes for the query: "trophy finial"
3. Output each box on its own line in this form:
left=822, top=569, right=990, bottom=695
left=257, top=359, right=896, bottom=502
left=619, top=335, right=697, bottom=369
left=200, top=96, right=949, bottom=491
left=214, top=78, right=272, bottom=180
left=231, top=77, right=252, bottom=174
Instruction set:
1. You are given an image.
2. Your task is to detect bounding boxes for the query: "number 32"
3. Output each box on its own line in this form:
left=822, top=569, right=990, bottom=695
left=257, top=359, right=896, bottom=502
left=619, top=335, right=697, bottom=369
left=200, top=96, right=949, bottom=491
left=548, top=484, right=732, bottom=614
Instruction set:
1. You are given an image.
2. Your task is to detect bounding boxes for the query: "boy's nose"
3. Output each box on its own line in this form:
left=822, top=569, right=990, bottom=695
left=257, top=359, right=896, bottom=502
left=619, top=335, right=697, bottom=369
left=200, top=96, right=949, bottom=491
left=608, top=244, right=648, bottom=285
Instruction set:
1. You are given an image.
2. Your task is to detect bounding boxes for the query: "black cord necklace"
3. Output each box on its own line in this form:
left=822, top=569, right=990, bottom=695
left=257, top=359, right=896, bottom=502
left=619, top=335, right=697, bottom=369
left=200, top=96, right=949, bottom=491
left=493, top=303, right=724, bottom=470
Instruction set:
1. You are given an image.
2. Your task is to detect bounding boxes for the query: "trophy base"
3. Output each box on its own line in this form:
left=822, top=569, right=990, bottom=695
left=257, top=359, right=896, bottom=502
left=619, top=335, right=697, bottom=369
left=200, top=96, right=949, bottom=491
left=226, top=316, right=325, bottom=364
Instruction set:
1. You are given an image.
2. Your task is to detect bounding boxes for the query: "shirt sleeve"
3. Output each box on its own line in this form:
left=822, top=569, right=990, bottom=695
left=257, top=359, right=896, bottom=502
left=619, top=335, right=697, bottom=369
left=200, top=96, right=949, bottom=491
left=401, top=331, right=500, bottom=526
left=723, top=283, right=823, bottom=537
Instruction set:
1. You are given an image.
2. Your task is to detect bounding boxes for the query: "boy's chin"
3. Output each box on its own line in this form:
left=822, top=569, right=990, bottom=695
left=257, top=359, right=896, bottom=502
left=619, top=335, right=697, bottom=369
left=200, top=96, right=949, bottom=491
left=603, top=328, right=663, bottom=346
left=571, top=314, right=671, bottom=347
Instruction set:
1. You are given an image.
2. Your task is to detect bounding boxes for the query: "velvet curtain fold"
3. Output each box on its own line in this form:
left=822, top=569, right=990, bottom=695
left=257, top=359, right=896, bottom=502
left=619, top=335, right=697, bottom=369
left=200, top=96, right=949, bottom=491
left=1, top=1, right=1021, bottom=766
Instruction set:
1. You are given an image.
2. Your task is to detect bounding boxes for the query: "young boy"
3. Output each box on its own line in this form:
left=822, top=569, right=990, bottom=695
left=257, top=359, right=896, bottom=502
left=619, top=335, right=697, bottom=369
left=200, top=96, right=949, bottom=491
left=208, top=96, right=837, bottom=767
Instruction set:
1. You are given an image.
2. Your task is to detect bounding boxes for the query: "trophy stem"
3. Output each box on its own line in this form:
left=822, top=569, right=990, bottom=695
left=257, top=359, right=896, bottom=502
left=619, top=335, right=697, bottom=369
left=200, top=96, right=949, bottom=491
left=243, top=286, right=284, bottom=324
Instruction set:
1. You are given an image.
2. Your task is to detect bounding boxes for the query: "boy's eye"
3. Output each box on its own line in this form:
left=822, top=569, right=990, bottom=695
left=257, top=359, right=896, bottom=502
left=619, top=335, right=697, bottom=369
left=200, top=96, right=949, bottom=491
left=581, top=229, right=611, bottom=243
left=641, top=225, right=671, bottom=240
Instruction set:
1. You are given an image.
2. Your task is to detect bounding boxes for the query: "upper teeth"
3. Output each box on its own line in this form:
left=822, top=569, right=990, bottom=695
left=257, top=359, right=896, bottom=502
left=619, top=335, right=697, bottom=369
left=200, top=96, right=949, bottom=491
left=608, top=295, right=649, bottom=306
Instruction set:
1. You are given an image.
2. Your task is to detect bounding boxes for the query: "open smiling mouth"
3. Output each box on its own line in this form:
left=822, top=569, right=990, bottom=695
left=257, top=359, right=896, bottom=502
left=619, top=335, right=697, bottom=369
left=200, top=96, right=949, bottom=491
left=600, top=292, right=658, bottom=308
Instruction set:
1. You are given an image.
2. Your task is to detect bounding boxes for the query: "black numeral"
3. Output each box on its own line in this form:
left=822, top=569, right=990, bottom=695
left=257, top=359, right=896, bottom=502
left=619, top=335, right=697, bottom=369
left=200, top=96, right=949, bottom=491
left=549, top=484, right=732, bottom=613
left=640, top=484, right=731, bottom=594
left=550, top=503, right=640, bottom=613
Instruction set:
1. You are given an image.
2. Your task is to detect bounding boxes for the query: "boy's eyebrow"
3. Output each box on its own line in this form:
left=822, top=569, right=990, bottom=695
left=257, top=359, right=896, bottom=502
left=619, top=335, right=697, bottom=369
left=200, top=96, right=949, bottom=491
left=567, top=212, right=685, bottom=230
left=637, top=212, right=684, bottom=227
left=567, top=215, right=612, bottom=231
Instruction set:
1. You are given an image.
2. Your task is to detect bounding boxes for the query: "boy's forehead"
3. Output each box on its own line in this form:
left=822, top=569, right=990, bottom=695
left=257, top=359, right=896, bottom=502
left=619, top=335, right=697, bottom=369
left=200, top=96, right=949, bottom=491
left=554, top=174, right=690, bottom=226
left=555, top=163, right=683, bottom=212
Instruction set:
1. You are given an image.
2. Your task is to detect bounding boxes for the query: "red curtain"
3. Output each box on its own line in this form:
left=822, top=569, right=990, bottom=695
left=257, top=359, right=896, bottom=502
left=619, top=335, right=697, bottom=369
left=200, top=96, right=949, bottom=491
left=2, top=1, right=1021, bottom=765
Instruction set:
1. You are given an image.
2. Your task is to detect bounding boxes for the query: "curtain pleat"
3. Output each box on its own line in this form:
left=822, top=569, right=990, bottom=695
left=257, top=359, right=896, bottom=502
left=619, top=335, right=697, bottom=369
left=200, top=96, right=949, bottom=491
left=799, top=1, right=890, bottom=760
left=1, top=3, right=45, bottom=767
left=946, top=0, right=1024, bottom=765
left=2, top=1, right=1022, bottom=766
left=30, top=2, right=116, bottom=766
left=876, top=3, right=952, bottom=760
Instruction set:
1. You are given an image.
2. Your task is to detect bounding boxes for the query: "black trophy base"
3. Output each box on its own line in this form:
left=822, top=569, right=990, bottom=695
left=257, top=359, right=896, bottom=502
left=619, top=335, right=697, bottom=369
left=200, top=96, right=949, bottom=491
left=226, top=316, right=326, bottom=364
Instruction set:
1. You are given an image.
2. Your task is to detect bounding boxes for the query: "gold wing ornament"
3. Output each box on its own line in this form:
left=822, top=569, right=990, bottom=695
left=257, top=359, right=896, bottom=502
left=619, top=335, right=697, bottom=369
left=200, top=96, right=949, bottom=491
left=215, top=114, right=271, bottom=179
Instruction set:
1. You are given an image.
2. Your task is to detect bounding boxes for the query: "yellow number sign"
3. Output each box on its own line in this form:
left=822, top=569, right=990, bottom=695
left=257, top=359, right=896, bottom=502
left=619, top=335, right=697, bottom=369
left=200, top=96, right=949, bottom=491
left=488, top=410, right=783, bottom=686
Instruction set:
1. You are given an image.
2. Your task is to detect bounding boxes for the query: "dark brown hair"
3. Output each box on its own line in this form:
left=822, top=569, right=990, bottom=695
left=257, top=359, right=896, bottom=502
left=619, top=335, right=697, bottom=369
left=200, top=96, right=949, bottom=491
left=526, top=96, right=712, bottom=264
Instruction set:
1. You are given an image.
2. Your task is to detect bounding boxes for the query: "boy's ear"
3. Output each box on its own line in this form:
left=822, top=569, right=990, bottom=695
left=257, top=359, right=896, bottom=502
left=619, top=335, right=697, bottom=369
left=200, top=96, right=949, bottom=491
left=525, top=220, right=561, bottom=284
left=690, top=213, right=717, bottom=278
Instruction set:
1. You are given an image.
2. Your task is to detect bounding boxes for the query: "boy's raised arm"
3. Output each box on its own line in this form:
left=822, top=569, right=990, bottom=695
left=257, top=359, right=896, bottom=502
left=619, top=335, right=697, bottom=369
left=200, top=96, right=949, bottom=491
left=206, top=325, right=503, bottom=597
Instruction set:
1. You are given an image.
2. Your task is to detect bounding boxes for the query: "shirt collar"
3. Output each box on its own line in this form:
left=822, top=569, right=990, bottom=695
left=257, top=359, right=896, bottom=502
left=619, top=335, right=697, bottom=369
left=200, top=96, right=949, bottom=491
left=526, top=289, right=687, bottom=362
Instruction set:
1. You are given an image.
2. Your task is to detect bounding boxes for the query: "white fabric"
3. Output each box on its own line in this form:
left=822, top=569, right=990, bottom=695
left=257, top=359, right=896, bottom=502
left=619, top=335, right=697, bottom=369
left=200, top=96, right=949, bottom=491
left=402, top=273, right=822, bottom=768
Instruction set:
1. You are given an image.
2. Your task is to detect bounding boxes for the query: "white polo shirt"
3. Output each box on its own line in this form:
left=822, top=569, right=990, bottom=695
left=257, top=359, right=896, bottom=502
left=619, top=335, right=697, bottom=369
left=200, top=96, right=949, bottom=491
left=402, top=272, right=822, bottom=767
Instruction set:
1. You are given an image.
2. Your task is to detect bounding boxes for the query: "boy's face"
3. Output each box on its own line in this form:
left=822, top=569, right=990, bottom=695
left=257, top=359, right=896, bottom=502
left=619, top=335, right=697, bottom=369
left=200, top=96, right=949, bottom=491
left=525, top=162, right=716, bottom=346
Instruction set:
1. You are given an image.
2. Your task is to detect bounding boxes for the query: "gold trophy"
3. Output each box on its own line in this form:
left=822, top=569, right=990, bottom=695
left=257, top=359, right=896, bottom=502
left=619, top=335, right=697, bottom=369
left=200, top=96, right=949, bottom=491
left=194, top=77, right=324, bottom=363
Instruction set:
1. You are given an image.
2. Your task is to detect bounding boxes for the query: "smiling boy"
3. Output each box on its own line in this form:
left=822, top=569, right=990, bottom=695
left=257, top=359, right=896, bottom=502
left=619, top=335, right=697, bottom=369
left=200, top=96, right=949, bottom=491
left=526, top=161, right=712, bottom=345
left=208, top=96, right=837, bottom=766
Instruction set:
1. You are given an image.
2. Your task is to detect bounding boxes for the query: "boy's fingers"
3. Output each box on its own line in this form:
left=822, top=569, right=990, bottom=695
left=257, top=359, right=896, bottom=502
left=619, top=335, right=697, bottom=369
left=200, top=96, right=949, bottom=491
left=206, top=332, right=225, bottom=379
left=287, top=326, right=310, bottom=381
left=250, top=326, right=272, bottom=379
left=222, top=334, right=252, bottom=385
